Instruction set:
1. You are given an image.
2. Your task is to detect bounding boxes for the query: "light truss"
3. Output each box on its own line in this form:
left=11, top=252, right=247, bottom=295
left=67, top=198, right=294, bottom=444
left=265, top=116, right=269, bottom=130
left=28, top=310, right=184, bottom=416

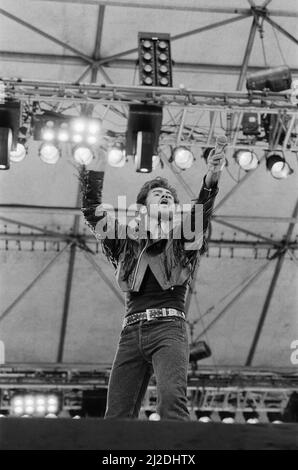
left=3, top=79, right=297, bottom=110
left=2, top=79, right=298, bottom=152
left=0, top=364, right=297, bottom=387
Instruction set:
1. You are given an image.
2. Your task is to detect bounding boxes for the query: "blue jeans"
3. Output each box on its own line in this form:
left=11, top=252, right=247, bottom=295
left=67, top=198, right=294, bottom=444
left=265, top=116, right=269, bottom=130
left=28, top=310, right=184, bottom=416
left=105, top=318, right=190, bottom=420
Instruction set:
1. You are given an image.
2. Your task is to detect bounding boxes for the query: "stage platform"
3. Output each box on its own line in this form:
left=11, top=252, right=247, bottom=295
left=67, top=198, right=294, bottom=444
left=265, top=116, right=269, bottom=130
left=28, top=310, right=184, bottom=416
left=0, top=418, right=298, bottom=450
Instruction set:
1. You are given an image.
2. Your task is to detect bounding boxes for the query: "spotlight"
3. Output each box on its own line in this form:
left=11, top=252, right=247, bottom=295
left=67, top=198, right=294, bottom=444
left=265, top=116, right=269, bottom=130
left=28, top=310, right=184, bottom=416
left=14, top=406, right=23, bottom=415
left=189, top=341, right=211, bottom=362
left=135, top=131, right=154, bottom=172
left=86, top=135, right=97, bottom=145
left=172, top=147, right=194, bottom=170
left=11, top=393, right=60, bottom=417
left=0, top=101, right=21, bottom=170
left=138, top=32, right=173, bottom=87
left=45, top=413, right=57, bottom=418
left=10, top=142, right=26, bottom=163
left=242, top=113, right=259, bottom=135
left=0, top=127, right=13, bottom=169
left=149, top=412, right=160, bottom=421
left=87, top=121, right=101, bottom=134
left=57, top=123, right=69, bottom=142
left=42, top=121, right=55, bottom=141
left=39, top=143, right=60, bottom=164
left=72, top=134, right=83, bottom=144
left=107, top=145, right=126, bottom=168
left=243, top=411, right=259, bottom=423
left=247, top=418, right=259, bottom=424
left=72, top=118, right=85, bottom=133
left=33, top=112, right=102, bottom=146
left=198, top=416, right=212, bottom=423
left=222, top=417, right=235, bottom=424
left=266, top=153, right=293, bottom=179
left=73, top=146, right=94, bottom=165
left=234, top=150, right=259, bottom=171
left=126, top=104, right=163, bottom=173
left=246, top=66, right=292, bottom=92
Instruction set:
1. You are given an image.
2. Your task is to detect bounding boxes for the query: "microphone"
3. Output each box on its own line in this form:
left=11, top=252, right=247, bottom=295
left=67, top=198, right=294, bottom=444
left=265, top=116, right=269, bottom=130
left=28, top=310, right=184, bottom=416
left=209, top=135, right=228, bottom=172
left=214, top=135, right=228, bottom=155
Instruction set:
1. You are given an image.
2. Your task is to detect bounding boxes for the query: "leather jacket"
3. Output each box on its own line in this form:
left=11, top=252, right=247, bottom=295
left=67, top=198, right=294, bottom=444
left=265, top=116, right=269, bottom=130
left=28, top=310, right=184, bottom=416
left=81, top=170, right=218, bottom=292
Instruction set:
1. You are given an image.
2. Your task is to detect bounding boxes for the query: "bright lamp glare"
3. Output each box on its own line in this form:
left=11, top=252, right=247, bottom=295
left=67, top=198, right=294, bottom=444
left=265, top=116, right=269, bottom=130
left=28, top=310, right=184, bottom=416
left=14, top=406, right=23, bottom=415
left=14, top=398, right=23, bottom=407
left=72, top=119, right=85, bottom=133
left=39, top=143, right=60, bottom=164
left=25, top=406, right=34, bottom=414
left=198, top=416, right=211, bottom=423
left=47, top=405, right=58, bottom=413
left=57, top=130, right=69, bottom=142
left=24, top=397, right=34, bottom=406
left=173, top=147, right=194, bottom=169
left=107, top=147, right=126, bottom=167
left=36, top=405, right=46, bottom=413
left=36, top=396, right=46, bottom=406
left=88, top=121, right=100, bottom=134
left=10, top=143, right=26, bottom=162
left=73, top=146, right=93, bottom=165
left=42, top=129, right=55, bottom=141
left=86, top=135, right=97, bottom=145
left=235, top=150, right=258, bottom=171
left=149, top=412, right=160, bottom=421
left=247, top=418, right=259, bottom=424
left=222, top=417, right=235, bottom=424
left=47, top=396, right=58, bottom=406
left=73, top=134, right=83, bottom=143
left=271, top=161, right=291, bottom=179
left=266, top=154, right=293, bottom=179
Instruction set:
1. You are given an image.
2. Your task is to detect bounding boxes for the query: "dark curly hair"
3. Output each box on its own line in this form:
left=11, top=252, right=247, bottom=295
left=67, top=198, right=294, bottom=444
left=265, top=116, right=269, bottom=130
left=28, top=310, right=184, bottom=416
left=136, top=177, right=179, bottom=206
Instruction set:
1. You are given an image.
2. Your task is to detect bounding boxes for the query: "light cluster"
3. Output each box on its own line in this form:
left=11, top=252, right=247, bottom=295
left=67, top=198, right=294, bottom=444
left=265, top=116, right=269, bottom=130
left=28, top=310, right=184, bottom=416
left=11, top=393, right=60, bottom=417
left=138, top=32, right=173, bottom=87
left=32, top=113, right=101, bottom=165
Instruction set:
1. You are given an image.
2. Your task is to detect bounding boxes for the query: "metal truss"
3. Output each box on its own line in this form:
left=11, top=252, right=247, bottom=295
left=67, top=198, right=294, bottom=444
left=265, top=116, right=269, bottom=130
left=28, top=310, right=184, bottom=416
left=2, top=79, right=298, bottom=154
left=1, top=0, right=298, bottom=372
left=191, top=387, right=291, bottom=413
left=0, top=365, right=296, bottom=418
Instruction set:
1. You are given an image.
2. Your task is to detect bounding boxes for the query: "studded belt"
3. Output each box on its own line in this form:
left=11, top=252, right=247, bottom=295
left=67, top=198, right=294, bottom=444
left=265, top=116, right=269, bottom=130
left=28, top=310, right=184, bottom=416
left=123, top=308, right=185, bottom=328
